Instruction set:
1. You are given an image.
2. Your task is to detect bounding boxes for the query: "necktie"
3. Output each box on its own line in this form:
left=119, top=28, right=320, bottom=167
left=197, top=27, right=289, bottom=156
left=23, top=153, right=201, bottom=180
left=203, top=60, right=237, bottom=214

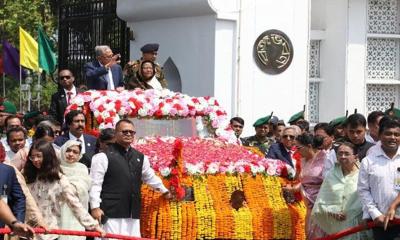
left=66, top=91, right=73, bottom=105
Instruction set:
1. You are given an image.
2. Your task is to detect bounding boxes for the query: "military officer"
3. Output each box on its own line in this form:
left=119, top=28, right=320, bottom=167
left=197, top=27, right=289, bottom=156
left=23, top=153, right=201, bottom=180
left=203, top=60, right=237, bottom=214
left=123, top=43, right=167, bottom=89
left=242, top=115, right=274, bottom=155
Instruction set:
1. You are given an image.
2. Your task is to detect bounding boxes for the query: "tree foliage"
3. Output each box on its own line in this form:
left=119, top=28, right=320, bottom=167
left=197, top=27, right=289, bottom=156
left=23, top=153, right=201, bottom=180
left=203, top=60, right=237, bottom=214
left=1, top=0, right=58, bottom=112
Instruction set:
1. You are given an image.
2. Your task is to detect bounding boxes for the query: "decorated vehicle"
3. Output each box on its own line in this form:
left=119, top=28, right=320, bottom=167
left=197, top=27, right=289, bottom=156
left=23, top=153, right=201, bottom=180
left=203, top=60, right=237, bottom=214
left=66, top=89, right=306, bottom=240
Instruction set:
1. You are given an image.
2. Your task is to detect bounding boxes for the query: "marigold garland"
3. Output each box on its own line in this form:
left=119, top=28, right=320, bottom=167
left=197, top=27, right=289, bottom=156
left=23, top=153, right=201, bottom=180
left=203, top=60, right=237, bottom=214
left=262, top=175, right=293, bottom=239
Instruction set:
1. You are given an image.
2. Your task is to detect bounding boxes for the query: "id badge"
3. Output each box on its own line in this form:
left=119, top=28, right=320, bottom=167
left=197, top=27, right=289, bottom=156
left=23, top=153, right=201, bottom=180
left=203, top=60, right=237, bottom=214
left=395, top=167, right=400, bottom=191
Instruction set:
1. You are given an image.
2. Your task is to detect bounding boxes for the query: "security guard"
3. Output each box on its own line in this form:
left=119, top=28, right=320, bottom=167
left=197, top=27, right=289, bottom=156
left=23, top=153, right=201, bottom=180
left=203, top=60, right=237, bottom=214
left=123, top=43, right=167, bottom=89
left=242, top=115, right=274, bottom=155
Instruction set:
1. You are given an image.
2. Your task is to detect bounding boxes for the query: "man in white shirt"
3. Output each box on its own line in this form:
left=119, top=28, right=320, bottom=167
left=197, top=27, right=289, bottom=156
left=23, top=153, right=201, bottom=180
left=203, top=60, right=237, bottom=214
left=90, top=119, right=171, bottom=238
left=358, top=116, right=400, bottom=239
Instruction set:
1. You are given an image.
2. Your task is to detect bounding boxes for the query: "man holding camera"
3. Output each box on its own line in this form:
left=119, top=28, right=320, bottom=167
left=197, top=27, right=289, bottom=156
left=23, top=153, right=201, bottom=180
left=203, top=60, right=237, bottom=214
left=84, top=45, right=124, bottom=90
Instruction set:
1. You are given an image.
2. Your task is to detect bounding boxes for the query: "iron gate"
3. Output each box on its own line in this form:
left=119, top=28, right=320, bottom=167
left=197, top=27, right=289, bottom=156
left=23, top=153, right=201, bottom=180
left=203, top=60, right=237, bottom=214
left=58, top=0, right=130, bottom=86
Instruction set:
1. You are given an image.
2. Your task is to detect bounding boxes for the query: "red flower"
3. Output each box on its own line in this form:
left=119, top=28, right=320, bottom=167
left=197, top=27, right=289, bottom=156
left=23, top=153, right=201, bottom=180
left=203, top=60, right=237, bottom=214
left=173, top=103, right=183, bottom=111
left=69, top=104, right=78, bottom=111
left=244, top=165, right=251, bottom=173
left=281, top=165, right=288, bottom=177
left=191, top=98, right=200, bottom=104
left=105, top=117, right=113, bottom=124
left=109, top=111, right=116, bottom=117
left=170, top=168, right=179, bottom=176
left=115, top=100, right=122, bottom=112
left=204, top=96, right=211, bottom=100
left=96, top=115, right=103, bottom=123
left=98, top=105, right=105, bottom=112
left=166, top=99, right=173, bottom=103
left=175, top=186, right=186, bottom=200
left=159, top=102, right=165, bottom=108
left=214, top=100, right=220, bottom=106
left=154, top=110, right=163, bottom=118
left=216, top=110, right=225, bottom=116
left=169, top=175, right=179, bottom=185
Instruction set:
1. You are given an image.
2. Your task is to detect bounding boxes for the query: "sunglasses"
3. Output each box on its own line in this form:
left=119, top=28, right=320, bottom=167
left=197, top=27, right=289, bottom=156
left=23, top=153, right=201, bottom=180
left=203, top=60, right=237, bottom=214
left=59, top=75, right=72, bottom=80
left=282, top=135, right=295, bottom=140
left=121, top=130, right=136, bottom=136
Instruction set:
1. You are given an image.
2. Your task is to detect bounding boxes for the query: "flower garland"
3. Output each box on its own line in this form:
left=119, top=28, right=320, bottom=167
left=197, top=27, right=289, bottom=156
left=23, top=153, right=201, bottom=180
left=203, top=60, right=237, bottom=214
left=134, top=136, right=295, bottom=178
left=65, top=89, right=237, bottom=142
left=168, top=139, right=186, bottom=200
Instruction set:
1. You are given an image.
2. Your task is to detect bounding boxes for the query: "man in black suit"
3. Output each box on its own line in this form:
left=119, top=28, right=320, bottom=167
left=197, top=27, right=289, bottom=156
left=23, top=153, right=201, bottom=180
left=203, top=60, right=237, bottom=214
left=54, top=110, right=96, bottom=169
left=0, top=162, right=25, bottom=240
left=49, top=69, right=80, bottom=125
left=84, top=45, right=124, bottom=90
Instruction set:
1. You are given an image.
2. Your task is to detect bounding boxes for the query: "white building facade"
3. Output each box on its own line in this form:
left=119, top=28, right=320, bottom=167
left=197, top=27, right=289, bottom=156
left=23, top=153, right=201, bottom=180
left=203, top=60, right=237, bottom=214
left=117, top=0, right=400, bottom=136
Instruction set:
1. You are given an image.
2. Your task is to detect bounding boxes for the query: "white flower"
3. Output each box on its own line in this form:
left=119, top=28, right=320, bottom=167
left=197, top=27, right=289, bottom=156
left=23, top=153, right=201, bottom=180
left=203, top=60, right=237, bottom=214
left=206, top=163, right=219, bottom=174
left=160, top=167, right=171, bottom=177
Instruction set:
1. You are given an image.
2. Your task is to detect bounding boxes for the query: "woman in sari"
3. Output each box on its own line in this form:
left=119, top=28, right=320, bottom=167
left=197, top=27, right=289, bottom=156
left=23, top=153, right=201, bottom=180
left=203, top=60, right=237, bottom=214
left=282, top=133, right=326, bottom=239
left=311, top=142, right=372, bottom=239
left=59, top=140, right=92, bottom=240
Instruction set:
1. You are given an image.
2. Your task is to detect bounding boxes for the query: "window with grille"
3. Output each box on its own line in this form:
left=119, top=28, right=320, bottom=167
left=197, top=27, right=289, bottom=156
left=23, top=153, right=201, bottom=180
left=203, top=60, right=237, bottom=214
left=366, top=0, right=400, bottom=112
left=308, top=40, right=320, bottom=123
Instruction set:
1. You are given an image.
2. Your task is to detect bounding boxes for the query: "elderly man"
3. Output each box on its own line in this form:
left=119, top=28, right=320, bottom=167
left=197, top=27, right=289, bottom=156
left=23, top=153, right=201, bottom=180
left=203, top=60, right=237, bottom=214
left=85, top=45, right=124, bottom=90
left=124, top=43, right=167, bottom=89
left=358, top=117, right=400, bottom=239
left=266, top=126, right=297, bottom=167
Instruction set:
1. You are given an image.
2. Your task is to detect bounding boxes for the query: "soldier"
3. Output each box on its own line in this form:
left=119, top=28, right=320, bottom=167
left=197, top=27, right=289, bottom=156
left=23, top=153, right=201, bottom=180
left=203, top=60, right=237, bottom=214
left=242, top=115, right=274, bottom=155
left=287, top=109, right=305, bottom=126
left=124, top=43, right=167, bottom=90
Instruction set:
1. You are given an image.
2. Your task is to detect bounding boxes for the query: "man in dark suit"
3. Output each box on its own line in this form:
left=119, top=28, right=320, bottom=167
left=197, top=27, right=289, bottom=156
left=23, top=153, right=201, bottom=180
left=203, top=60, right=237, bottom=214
left=54, top=110, right=96, bottom=169
left=49, top=69, right=80, bottom=125
left=266, top=126, right=297, bottom=167
left=0, top=162, right=25, bottom=239
left=84, top=45, right=124, bottom=90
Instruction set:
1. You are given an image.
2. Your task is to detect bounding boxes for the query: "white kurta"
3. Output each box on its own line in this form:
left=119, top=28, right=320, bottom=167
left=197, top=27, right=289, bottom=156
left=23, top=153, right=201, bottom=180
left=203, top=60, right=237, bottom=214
left=89, top=150, right=168, bottom=238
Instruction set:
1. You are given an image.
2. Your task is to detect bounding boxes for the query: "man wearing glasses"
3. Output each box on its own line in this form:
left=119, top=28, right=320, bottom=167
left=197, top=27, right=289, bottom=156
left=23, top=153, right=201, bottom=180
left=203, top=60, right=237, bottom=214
left=266, top=126, right=297, bottom=167
left=85, top=45, right=124, bottom=91
left=49, top=69, right=80, bottom=125
left=89, top=119, right=171, bottom=238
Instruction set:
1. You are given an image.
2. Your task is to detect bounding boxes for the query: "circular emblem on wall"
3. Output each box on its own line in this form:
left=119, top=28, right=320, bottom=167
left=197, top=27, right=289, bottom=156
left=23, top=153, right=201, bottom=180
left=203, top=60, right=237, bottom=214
left=253, top=29, right=294, bottom=74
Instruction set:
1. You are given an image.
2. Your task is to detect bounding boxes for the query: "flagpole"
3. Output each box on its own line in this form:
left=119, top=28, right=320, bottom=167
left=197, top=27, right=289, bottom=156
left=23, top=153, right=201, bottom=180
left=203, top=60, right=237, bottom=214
left=38, top=72, right=41, bottom=110
left=19, top=66, right=22, bottom=112
left=2, top=73, right=5, bottom=97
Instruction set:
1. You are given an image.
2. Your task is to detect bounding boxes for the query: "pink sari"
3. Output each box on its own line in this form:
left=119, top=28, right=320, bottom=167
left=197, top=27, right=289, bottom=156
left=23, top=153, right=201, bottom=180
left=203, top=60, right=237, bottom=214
left=300, top=150, right=327, bottom=239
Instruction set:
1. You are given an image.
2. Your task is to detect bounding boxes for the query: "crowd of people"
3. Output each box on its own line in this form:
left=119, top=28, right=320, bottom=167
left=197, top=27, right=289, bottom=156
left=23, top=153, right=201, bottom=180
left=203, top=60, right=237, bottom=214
left=230, top=109, right=400, bottom=239
left=0, top=43, right=399, bottom=240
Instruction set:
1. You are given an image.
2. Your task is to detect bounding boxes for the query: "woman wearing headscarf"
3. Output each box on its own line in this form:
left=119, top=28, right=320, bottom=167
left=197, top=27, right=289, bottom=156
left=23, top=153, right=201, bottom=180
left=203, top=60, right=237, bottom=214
left=125, top=60, right=166, bottom=90
left=59, top=140, right=92, bottom=240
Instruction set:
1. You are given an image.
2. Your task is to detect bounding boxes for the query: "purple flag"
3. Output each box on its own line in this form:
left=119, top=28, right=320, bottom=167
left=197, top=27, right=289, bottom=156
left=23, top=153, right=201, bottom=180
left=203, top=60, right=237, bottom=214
left=2, top=40, right=26, bottom=79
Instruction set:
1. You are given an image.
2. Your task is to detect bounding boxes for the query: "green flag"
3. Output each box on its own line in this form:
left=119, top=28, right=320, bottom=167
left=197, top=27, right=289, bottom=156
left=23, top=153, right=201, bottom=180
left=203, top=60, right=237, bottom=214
left=38, top=26, right=57, bottom=73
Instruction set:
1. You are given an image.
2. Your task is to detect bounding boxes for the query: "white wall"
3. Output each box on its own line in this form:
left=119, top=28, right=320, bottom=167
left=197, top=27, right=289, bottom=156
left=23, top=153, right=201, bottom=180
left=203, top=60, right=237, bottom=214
left=238, top=0, right=310, bottom=136
left=346, top=0, right=367, bottom=114
left=318, top=0, right=348, bottom=122
left=214, top=19, right=237, bottom=117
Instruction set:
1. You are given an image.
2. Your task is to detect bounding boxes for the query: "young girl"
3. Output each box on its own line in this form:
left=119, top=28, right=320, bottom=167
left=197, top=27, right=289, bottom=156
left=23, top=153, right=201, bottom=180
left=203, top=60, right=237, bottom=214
left=24, top=140, right=104, bottom=240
